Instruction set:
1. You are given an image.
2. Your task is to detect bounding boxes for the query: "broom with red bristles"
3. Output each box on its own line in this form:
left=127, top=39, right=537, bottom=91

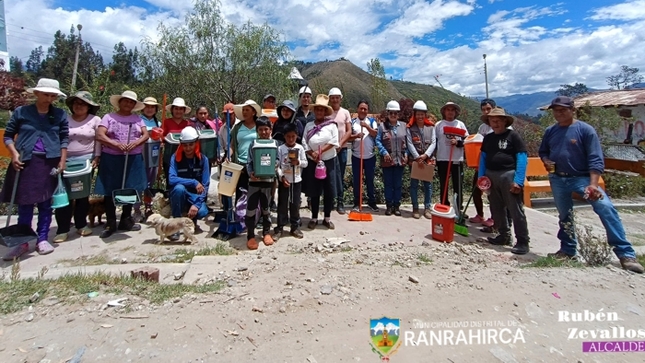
left=440, top=126, right=468, bottom=236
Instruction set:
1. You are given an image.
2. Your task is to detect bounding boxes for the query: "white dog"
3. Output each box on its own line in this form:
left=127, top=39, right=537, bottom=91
left=151, top=193, right=172, bottom=219
left=147, top=213, right=197, bottom=244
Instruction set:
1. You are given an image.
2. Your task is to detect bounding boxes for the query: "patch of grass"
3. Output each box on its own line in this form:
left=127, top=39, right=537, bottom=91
left=523, top=256, right=585, bottom=269
left=417, top=253, right=432, bottom=264
left=120, top=246, right=135, bottom=252
left=57, top=251, right=116, bottom=267
left=163, top=242, right=236, bottom=263
left=0, top=271, right=224, bottom=315
left=637, top=254, right=645, bottom=268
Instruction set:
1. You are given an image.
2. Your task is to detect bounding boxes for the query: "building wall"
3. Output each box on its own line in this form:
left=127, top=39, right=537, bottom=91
left=607, top=105, right=645, bottom=144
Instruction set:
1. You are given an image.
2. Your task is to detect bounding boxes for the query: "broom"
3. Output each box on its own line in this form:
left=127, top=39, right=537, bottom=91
left=348, top=126, right=372, bottom=221
left=441, top=126, right=468, bottom=236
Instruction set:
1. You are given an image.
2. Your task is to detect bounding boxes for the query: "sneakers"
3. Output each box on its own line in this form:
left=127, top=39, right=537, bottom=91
left=385, top=206, right=393, bottom=216
left=511, top=242, right=530, bottom=255
left=290, top=229, right=304, bottom=239
left=469, top=215, right=484, bottom=224
left=100, top=222, right=117, bottom=239
left=36, top=241, right=55, bottom=255
left=273, top=229, right=283, bottom=241
left=168, top=232, right=180, bottom=242
left=352, top=205, right=360, bottom=212
left=54, top=233, right=68, bottom=243
left=337, top=204, right=346, bottom=215
left=547, top=250, right=578, bottom=260
left=488, top=234, right=512, bottom=246
left=412, top=209, right=421, bottom=219
left=482, top=218, right=494, bottom=227
left=263, top=234, right=274, bottom=246
left=393, top=206, right=401, bottom=217
left=423, top=209, right=432, bottom=220
left=619, top=257, right=644, bottom=274
left=368, top=203, right=379, bottom=212
left=77, top=226, right=93, bottom=237
left=247, top=238, right=259, bottom=250
left=2, top=243, right=29, bottom=261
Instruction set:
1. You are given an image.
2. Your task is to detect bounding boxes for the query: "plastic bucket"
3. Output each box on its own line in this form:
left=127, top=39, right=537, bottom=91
left=163, top=133, right=181, bottom=163
left=63, top=159, right=93, bottom=200
left=464, top=134, right=483, bottom=168
left=143, top=138, right=162, bottom=169
left=218, top=162, right=244, bottom=197
left=431, top=203, right=455, bottom=242
left=251, top=139, right=277, bottom=178
left=52, top=192, right=70, bottom=209
left=198, top=129, right=218, bottom=161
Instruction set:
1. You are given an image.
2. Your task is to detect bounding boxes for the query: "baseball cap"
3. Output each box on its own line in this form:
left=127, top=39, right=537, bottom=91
left=548, top=96, right=574, bottom=109
left=263, top=94, right=276, bottom=102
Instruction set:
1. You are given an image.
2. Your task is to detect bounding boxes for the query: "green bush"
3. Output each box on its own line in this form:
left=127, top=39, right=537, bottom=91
left=602, top=172, right=645, bottom=199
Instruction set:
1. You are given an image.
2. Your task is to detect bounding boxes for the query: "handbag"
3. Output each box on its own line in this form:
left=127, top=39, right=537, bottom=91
left=314, top=146, right=327, bottom=180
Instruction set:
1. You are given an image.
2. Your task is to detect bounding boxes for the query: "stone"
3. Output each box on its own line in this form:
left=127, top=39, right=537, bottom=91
left=279, top=306, right=286, bottom=313
left=237, top=266, right=248, bottom=272
left=227, top=280, right=237, bottom=288
left=130, top=267, right=160, bottom=282
left=320, top=285, right=333, bottom=295
left=25, top=313, right=34, bottom=322
left=29, top=292, right=40, bottom=303
left=408, top=275, right=419, bottom=284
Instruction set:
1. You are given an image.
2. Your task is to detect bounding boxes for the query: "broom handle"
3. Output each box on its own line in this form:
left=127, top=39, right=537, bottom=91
left=358, top=126, right=364, bottom=212
left=5, top=151, right=23, bottom=229
left=155, top=94, right=167, bottom=185
left=121, top=124, right=133, bottom=189
left=442, top=143, right=454, bottom=205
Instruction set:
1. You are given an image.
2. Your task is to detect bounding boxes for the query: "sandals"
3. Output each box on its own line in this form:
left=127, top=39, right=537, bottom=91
left=263, top=234, right=274, bottom=246
left=36, top=241, right=55, bottom=255
left=247, top=238, right=259, bottom=250
left=77, top=226, right=93, bottom=237
left=54, top=233, right=68, bottom=243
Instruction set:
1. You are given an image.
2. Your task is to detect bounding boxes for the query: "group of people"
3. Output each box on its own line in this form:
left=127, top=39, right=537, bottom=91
left=1, top=77, right=643, bottom=274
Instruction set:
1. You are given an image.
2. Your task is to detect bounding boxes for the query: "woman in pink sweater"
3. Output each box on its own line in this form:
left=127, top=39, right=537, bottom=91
left=53, top=91, right=102, bottom=242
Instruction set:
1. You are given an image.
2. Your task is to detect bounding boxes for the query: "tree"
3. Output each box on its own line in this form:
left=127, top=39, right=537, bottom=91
left=606, top=65, right=644, bottom=90
left=111, top=42, right=139, bottom=85
left=556, top=83, right=588, bottom=97
left=26, top=46, right=44, bottom=75
left=0, top=70, right=29, bottom=112
left=367, top=58, right=387, bottom=111
left=9, top=57, right=24, bottom=78
left=139, top=0, right=292, bottom=109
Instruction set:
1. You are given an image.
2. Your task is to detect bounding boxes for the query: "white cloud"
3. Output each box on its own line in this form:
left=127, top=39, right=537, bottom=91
left=5, top=0, right=645, bottom=98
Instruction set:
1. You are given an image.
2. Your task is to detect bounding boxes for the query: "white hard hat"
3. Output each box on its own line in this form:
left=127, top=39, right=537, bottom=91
left=413, top=100, right=428, bottom=112
left=298, top=86, right=312, bottom=96
left=328, top=87, right=343, bottom=98
left=386, top=100, right=400, bottom=111
left=180, top=126, right=199, bottom=143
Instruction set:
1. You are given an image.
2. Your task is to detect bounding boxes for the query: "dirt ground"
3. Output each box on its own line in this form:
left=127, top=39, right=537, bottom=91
left=1, top=201, right=645, bottom=363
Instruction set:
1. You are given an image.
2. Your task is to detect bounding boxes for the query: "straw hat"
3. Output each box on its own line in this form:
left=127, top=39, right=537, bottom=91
left=66, top=91, right=100, bottom=115
left=233, top=100, right=262, bottom=120
left=165, top=97, right=192, bottom=114
left=27, top=78, right=66, bottom=97
left=481, top=106, right=515, bottom=126
left=310, top=94, right=333, bottom=116
left=143, top=97, right=161, bottom=106
left=109, top=90, right=144, bottom=112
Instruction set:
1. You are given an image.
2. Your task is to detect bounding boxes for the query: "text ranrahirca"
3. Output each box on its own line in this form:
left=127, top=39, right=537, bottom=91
left=404, top=320, right=525, bottom=346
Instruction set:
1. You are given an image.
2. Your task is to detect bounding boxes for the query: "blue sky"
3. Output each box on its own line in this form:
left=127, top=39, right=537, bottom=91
left=4, top=0, right=645, bottom=97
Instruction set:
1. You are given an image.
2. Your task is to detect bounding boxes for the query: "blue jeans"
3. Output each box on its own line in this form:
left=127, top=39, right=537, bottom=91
left=549, top=175, right=635, bottom=258
left=382, top=166, right=404, bottom=206
left=170, top=184, right=210, bottom=220
left=410, top=178, right=432, bottom=210
left=335, top=148, right=348, bottom=205
left=352, top=156, right=376, bottom=205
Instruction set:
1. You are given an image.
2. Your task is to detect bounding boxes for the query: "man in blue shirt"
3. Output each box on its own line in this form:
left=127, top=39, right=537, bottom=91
left=169, top=127, right=210, bottom=240
left=539, top=96, right=643, bottom=273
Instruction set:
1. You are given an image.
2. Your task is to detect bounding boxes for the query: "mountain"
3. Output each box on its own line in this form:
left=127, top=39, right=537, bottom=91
left=488, top=91, right=555, bottom=117
left=297, top=59, right=482, bottom=126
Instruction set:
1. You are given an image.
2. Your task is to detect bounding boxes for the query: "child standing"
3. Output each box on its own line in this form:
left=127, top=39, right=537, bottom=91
left=477, top=107, right=530, bottom=255
left=275, top=123, right=308, bottom=240
left=245, top=116, right=279, bottom=250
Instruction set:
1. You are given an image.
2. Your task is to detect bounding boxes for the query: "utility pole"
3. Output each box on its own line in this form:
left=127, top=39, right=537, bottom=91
left=71, top=24, right=83, bottom=93
left=483, top=54, right=489, bottom=98
left=434, top=74, right=445, bottom=90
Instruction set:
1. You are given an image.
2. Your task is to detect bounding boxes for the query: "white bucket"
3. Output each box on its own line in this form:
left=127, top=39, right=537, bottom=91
left=218, top=162, right=244, bottom=197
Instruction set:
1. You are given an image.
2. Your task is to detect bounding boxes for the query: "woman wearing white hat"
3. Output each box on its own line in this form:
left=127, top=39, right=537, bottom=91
left=230, top=99, right=261, bottom=203
left=53, top=91, right=102, bottom=243
left=95, top=91, right=149, bottom=238
left=161, top=97, right=191, bottom=185
left=1, top=78, right=68, bottom=260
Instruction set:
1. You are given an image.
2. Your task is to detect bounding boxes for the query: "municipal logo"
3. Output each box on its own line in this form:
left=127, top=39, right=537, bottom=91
left=370, top=317, right=402, bottom=361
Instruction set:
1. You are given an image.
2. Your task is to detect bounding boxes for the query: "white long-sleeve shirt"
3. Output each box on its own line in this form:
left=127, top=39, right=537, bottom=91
left=276, top=144, right=308, bottom=183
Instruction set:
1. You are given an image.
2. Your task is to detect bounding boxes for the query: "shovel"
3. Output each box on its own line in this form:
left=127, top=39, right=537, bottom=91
left=0, top=151, right=38, bottom=248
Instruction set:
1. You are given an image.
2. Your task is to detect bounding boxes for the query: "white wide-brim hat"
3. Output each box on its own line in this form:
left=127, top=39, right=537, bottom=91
left=234, top=100, right=262, bottom=121
left=109, top=90, right=145, bottom=112
left=27, top=78, right=66, bottom=97
left=165, top=97, right=192, bottom=114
